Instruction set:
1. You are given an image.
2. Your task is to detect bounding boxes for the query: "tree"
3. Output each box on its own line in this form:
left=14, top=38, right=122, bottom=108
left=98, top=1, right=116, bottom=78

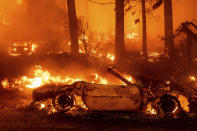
left=141, top=0, right=147, bottom=57
left=115, top=0, right=125, bottom=66
left=67, top=0, right=79, bottom=55
left=153, top=0, right=174, bottom=58
left=164, top=0, right=174, bottom=58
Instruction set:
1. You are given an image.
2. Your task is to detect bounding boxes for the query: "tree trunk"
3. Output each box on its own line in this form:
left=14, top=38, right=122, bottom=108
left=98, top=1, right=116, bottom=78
left=187, top=34, right=192, bottom=63
left=142, top=0, right=147, bottom=57
left=164, top=0, right=174, bottom=58
left=67, top=0, right=79, bottom=55
left=115, top=0, right=125, bottom=66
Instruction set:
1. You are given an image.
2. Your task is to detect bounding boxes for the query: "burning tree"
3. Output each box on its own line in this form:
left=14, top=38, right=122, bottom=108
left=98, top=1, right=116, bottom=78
left=78, top=17, right=105, bottom=56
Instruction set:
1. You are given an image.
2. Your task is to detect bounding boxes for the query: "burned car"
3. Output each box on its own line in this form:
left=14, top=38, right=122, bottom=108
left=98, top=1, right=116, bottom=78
left=32, top=67, right=189, bottom=117
left=9, top=41, right=36, bottom=56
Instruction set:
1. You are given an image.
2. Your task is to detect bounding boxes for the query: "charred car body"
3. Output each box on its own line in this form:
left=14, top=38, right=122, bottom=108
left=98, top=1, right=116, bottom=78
left=32, top=67, right=189, bottom=117
left=9, top=41, right=36, bottom=56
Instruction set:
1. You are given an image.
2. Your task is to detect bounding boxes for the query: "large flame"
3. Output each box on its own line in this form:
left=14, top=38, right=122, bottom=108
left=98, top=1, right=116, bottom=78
left=1, top=65, right=109, bottom=89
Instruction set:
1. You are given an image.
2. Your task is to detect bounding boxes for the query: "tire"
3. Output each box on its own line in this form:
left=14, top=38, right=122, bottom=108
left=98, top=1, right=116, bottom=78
left=158, top=94, right=181, bottom=116
left=52, top=92, right=74, bottom=112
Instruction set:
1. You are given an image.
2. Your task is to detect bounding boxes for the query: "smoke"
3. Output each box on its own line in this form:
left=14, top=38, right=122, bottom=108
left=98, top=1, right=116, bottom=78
left=0, top=0, right=69, bottom=53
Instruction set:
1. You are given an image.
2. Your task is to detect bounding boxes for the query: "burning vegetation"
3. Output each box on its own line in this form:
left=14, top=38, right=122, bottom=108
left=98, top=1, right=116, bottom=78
left=0, top=1, right=197, bottom=130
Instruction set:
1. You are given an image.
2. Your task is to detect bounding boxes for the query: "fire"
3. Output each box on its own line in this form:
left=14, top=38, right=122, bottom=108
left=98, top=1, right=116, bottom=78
left=106, top=53, right=115, bottom=61
left=79, top=49, right=83, bottom=53
left=189, top=76, right=196, bottom=81
left=146, top=102, right=157, bottom=115
left=80, top=35, right=88, bottom=41
left=48, top=107, right=57, bottom=115
left=123, top=75, right=135, bottom=84
left=91, top=74, right=108, bottom=84
left=40, top=103, right=46, bottom=109
left=178, top=95, right=190, bottom=112
left=148, top=52, right=161, bottom=57
left=1, top=65, right=108, bottom=89
left=148, top=52, right=162, bottom=63
left=1, top=79, right=9, bottom=88
left=31, top=44, right=37, bottom=53
left=166, top=81, right=170, bottom=84
left=19, top=65, right=84, bottom=89
left=126, top=33, right=139, bottom=41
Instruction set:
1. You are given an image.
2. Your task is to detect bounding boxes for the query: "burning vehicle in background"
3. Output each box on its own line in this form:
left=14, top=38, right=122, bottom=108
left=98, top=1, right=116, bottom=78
left=32, top=67, right=190, bottom=117
left=9, top=41, right=37, bottom=56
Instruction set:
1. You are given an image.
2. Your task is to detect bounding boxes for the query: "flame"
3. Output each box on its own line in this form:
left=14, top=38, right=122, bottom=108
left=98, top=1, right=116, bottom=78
left=166, top=81, right=170, bottom=85
left=1, top=65, right=108, bottom=89
left=126, top=33, right=139, bottom=40
left=148, top=52, right=162, bottom=63
left=178, top=95, right=190, bottom=112
left=79, top=49, right=83, bottom=53
left=121, top=75, right=135, bottom=85
left=89, top=74, right=108, bottom=84
left=146, top=102, right=157, bottom=115
left=20, top=65, right=84, bottom=89
left=148, top=52, right=161, bottom=57
left=1, top=79, right=9, bottom=88
left=31, top=44, right=37, bottom=53
left=80, top=35, right=88, bottom=41
left=48, top=106, right=57, bottom=115
left=40, top=103, right=46, bottom=109
left=106, top=53, right=115, bottom=61
left=189, top=76, right=196, bottom=81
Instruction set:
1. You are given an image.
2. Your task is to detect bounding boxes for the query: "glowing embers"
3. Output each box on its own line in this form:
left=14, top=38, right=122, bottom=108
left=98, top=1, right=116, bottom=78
left=9, top=42, right=38, bottom=56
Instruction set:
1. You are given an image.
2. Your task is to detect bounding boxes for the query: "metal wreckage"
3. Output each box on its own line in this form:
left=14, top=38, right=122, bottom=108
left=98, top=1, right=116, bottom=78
left=32, top=67, right=191, bottom=117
